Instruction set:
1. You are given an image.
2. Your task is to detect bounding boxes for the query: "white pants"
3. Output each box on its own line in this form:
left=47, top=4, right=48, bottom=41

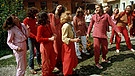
left=75, top=36, right=87, bottom=56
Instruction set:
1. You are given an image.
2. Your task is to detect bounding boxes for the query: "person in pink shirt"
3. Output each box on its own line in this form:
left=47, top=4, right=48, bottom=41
left=73, top=7, right=90, bottom=60
left=87, top=4, right=121, bottom=69
left=2, top=14, right=29, bottom=76
left=110, top=8, right=119, bottom=44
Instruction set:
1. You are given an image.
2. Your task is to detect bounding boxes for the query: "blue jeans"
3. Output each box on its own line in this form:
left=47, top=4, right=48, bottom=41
left=28, top=38, right=41, bottom=69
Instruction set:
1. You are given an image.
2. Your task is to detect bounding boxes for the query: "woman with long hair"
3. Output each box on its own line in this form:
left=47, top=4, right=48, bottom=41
left=3, top=14, right=29, bottom=76
left=48, top=5, right=66, bottom=71
left=36, top=12, right=57, bottom=76
left=114, top=5, right=135, bottom=53
left=73, top=7, right=90, bottom=60
left=23, top=7, right=41, bottom=74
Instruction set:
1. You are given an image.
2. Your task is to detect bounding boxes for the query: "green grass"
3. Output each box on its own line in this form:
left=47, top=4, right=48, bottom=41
left=0, top=49, right=135, bottom=76
left=75, top=49, right=135, bottom=76
left=0, top=38, right=135, bottom=76
left=0, top=49, right=12, bottom=58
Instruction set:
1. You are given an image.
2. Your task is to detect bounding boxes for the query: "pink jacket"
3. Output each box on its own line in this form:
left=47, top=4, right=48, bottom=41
left=87, top=13, right=120, bottom=38
left=73, top=16, right=87, bottom=36
left=7, top=23, right=29, bottom=50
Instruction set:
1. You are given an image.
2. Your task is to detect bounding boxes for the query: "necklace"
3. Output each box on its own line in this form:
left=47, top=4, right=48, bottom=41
left=96, top=14, right=104, bottom=24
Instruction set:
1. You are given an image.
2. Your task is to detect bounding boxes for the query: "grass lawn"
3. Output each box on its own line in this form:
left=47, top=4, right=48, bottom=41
left=0, top=46, right=135, bottom=76
left=0, top=37, right=135, bottom=76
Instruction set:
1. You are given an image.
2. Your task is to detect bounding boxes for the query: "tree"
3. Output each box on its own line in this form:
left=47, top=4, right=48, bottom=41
left=0, top=0, right=26, bottom=50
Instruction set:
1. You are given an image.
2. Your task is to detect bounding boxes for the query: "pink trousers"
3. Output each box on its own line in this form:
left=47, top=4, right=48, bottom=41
left=13, top=41, right=27, bottom=76
left=93, top=38, right=108, bottom=64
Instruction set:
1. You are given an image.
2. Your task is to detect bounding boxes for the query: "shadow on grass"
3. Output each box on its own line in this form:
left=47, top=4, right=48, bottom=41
left=108, top=53, right=135, bottom=63
left=74, top=45, right=135, bottom=75
left=109, top=44, right=135, bottom=52
left=75, top=52, right=135, bottom=75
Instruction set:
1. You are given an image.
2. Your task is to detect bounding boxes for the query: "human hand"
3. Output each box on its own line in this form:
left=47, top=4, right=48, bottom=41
left=17, top=47, right=23, bottom=52
left=86, top=34, right=89, bottom=39
left=75, top=37, right=80, bottom=43
left=49, top=36, right=55, bottom=41
left=117, top=32, right=122, bottom=37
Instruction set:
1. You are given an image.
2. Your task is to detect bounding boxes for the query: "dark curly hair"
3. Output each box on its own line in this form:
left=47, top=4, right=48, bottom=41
left=37, top=12, right=49, bottom=25
left=27, top=7, right=39, bottom=19
left=52, top=5, right=66, bottom=17
left=2, top=14, right=16, bottom=30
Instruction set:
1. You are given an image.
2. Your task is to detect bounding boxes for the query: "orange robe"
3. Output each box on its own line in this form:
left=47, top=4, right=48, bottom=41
left=36, top=24, right=57, bottom=76
left=49, top=13, right=63, bottom=64
left=62, top=23, right=78, bottom=76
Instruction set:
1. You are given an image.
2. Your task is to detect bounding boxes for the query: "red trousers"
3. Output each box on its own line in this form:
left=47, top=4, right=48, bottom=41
left=62, top=42, right=78, bottom=76
left=40, top=43, right=57, bottom=76
left=130, top=21, right=135, bottom=36
left=115, top=26, right=132, bottom=50
left=93, top=38, right=108, bottom=64
left=110, top=28, right=116, bottom=44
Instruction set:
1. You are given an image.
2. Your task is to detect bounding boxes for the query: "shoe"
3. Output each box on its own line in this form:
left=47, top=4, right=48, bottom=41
left=85, top=52, right=90, bottom=55
left=82, top=50, right=90, bottom=55
left=131, top=48, right=135, bottom=52
left=116, top=49, right=119, bottom=53
left=30, top=69, right=37, bottom=74
left=102, top=59, right=111, bottom=63
left=96, top=64, right=103, bottom=69
left=77, top=55, right=82, bottom=59
left=109, top=42, right=112, bottom=45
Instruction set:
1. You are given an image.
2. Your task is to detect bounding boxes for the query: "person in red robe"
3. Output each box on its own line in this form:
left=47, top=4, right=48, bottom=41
left=36, top=12, right=57, bottom=76
left=61, top=11, right=80, bottom=76
left=48, top=5, right=65, bottom=71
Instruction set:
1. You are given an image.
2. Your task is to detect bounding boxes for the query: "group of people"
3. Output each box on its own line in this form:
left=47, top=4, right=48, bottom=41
left=2, top=3, right=135, bottom=76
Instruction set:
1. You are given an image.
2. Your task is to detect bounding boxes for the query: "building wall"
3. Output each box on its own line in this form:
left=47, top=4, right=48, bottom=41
left=23, top=0, right=99, bottom=13
left=23, top=0, right=83, bottom=13
left=105, top=0, right=135, bottom=12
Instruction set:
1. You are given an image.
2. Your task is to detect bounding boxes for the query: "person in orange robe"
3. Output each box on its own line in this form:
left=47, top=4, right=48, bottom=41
left=36, top=12, right=57, bottom=76
left=61, top=11, right=80, bottom=76
left=48, top=5, right=66, bottom=70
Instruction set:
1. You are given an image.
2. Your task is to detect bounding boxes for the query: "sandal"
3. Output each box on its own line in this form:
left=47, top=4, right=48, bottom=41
left=30, top=69, right=37, bottom=74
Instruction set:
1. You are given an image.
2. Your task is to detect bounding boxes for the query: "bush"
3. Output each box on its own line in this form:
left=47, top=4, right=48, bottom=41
left=0, top=0, right=26, bottom=52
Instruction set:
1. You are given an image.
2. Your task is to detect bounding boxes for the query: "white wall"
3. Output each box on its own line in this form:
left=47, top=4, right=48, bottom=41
left=119, top=0, right=134, bottom=11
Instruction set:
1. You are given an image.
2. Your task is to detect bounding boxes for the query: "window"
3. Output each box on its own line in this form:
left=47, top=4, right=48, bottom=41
left=41, top=2, right=47, bottom=10
left=52, top=1, right=58, bottom=9
left=28, top=2, right=35, bottom=7
left=130, top=1, right=134, bottom=5
left=122, top=3, right=125, bottom=10
left=115, top=4, right=118, bottom=8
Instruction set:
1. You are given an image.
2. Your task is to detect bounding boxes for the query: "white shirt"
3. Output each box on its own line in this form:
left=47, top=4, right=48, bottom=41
left=85, top=14, right=92, bottom=22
